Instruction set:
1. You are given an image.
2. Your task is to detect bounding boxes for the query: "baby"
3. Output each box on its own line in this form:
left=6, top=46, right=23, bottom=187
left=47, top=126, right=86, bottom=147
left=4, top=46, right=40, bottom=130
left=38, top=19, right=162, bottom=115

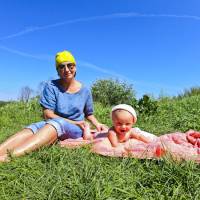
left=108, top=104, right=157, bottom=147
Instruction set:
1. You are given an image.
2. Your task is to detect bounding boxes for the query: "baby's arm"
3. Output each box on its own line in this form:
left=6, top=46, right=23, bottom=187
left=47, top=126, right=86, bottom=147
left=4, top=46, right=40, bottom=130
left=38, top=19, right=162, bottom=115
left=130, top=131, right=149, bottom=143
left=130, top=128, right=156, bottom=143
left=108, top=128, right=119, bottom=147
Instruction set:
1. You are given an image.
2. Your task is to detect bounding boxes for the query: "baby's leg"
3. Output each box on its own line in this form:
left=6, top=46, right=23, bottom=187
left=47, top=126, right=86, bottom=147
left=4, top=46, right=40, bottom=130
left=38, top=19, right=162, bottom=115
left=83, top=122, right=93, bottom=140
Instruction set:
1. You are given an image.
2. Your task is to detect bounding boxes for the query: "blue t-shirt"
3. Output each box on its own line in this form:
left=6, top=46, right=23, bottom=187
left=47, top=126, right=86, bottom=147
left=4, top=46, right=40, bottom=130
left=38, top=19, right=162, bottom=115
left=40, top=79, right=94, bottom=121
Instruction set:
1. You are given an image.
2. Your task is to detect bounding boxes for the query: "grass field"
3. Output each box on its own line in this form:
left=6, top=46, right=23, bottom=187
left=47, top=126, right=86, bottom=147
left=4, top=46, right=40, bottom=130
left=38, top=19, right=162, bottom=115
left=0, top=96, right=200, bottom=199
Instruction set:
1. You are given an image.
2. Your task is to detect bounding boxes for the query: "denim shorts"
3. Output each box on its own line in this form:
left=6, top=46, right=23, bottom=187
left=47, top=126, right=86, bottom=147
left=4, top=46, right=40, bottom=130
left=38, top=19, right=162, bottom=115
left=26, top=117, right=83, bottom=140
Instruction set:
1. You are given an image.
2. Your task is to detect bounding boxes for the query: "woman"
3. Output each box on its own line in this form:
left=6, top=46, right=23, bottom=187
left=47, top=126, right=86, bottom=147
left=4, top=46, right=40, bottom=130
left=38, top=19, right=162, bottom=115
left=0, top=50, right=107, bottom=162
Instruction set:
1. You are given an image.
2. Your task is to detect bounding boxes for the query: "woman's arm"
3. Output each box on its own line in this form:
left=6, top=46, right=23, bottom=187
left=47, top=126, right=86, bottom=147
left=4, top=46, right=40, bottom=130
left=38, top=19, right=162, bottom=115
left=86, top=114, right=108, bottom=132
left=43, top=108, right=86, bottom=130
left=43, top=108, right=60, bottom=120
left=108, top=129, right=118, bottom=147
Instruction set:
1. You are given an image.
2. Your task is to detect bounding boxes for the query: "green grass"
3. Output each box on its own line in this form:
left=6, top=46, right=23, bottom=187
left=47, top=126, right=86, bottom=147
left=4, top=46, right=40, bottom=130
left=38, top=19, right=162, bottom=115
left=0, top=97, right=200, bottom=199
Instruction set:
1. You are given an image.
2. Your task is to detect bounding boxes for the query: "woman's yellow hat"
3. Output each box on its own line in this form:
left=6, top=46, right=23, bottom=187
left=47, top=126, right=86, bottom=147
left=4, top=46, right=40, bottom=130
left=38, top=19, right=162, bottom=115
left=55, top=50, right=76, bottom=68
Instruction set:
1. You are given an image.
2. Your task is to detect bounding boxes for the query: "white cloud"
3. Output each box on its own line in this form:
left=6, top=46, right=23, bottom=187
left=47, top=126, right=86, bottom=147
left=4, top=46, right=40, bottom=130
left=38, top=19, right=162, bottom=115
left=0, top=45, right=53, bottom=61
left=0, top=44, right=181, bottom=93
left=1, top=12, right=200, bottom=40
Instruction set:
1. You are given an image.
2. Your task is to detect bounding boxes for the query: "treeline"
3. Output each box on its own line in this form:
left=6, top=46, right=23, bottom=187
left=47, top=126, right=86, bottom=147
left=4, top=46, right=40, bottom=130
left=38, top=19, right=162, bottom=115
left=91, top=79, right=200, bottom=116
left=0, top=101, right=12, bottom=107
left=1, top=79, right=200, bottom=115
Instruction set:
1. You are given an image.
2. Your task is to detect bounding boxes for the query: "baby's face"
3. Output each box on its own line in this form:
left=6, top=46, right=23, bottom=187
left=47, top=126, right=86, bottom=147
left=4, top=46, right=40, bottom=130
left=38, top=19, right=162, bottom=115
left=112, top=110, right=134, bottom=135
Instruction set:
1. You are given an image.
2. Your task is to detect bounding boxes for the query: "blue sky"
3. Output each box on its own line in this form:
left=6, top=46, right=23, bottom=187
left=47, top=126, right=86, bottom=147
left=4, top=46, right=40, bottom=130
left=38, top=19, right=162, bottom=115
left=0, top=0, right=200, bottom=101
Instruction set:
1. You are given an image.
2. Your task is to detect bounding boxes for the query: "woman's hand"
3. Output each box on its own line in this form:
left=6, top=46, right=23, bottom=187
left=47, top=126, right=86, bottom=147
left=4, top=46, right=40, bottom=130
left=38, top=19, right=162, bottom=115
left=86, top=114, right=108, bottom=132
left=95, top=123, right=108, bottom=132
left=75, top=121, right=88, bottom=130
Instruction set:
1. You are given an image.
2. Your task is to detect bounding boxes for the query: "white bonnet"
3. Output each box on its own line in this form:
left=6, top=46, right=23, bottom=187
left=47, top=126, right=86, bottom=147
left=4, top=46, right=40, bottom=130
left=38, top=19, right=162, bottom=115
left=111, top=104, right=137, bottom=123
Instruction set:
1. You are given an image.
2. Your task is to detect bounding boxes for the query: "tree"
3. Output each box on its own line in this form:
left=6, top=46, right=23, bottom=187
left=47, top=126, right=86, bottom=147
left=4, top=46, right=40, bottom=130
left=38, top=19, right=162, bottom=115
left=18, top=86, right=34, bottom=102
left=91, top=78, right=137, bottom=106
left=36, top=81, right=46, bottom=96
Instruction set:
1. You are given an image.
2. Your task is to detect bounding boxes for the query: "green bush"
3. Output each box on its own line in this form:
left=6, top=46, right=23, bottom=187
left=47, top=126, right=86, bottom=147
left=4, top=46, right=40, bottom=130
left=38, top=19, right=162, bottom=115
left=91, top=79, right=137, bottom=107
left=137, top=95, right=158, bottom=115
left=137, top=95, right=200, bottom=134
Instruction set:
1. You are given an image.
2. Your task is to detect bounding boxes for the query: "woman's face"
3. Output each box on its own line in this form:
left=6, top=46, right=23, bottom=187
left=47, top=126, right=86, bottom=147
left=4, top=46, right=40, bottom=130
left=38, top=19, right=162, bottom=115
left=57, top=62, right=76, bottom=80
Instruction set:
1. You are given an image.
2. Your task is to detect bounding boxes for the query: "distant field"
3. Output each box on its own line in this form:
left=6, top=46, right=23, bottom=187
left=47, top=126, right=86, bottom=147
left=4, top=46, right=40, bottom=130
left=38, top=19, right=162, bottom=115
left=0, top=96, right=200, bottom=199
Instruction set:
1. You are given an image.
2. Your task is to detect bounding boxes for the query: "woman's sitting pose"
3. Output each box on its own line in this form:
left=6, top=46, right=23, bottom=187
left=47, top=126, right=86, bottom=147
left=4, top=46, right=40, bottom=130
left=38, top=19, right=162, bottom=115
left=0, top=50, right=107, bottom=162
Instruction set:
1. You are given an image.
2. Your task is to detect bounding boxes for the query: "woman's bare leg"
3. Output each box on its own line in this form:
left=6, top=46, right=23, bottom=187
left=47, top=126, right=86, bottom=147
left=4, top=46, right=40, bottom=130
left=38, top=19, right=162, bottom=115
left=0, top=124, right=58, bottom=162
left=0, top=129, right=34, bottom=155
left=12, top=124, right=57, bottom=157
